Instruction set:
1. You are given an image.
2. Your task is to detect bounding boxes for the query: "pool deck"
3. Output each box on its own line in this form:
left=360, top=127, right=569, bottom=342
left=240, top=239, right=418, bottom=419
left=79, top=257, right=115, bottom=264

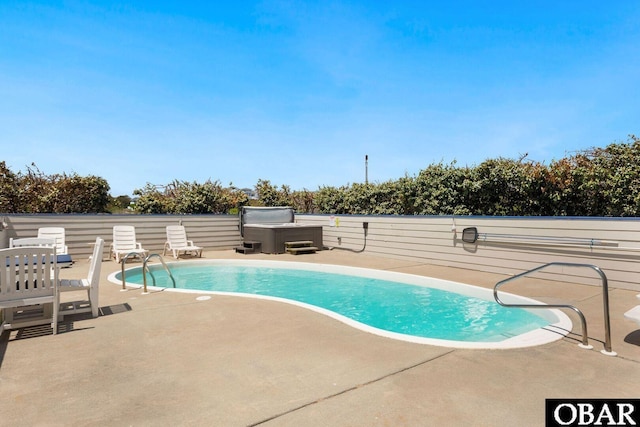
left=1, top=249, right=639, bottom=426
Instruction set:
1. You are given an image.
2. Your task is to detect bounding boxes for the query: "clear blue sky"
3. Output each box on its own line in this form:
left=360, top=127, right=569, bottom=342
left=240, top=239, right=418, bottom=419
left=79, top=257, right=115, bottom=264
left=2, top=1, right=639, bottom=196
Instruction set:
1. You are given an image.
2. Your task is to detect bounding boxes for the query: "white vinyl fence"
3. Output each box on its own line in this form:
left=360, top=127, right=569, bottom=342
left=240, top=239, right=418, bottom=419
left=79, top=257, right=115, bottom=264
left=1, top=214, right=240, bottom=259
left=2, top=214, right=639, bottom=291
left=297, top=214, right=640, bottom=292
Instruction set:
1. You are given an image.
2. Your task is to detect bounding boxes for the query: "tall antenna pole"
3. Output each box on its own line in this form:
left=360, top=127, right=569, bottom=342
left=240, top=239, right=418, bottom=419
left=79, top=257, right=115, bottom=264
left=365, top=154, right=369, bottom=184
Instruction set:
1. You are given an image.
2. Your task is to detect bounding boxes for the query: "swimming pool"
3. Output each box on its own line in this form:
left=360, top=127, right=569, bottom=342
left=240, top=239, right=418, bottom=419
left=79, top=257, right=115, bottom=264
left=109, top=260, right=571, bottom=349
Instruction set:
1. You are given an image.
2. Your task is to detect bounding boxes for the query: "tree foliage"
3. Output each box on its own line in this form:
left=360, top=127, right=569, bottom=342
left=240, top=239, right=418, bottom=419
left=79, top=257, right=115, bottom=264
left=0, top=162, right=110, bottom=213
left=309, top=135, right=640, bottom=216
left=255, top=179, right=315, bottom=213
left=0, top=161, right=19, bottom=213
left=130, top=180, right=249, bottom=214
left=3, top=136, right=639, bottom=216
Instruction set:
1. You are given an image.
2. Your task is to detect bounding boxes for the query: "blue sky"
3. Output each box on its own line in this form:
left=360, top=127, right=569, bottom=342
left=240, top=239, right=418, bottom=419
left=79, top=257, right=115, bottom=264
left=2, top=1, right=639, bottom=196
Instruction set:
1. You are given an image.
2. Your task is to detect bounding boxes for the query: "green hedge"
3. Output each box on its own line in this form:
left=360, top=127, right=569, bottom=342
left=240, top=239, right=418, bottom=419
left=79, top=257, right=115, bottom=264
left=0, top=163, right=110, bottom=213
left=3, top=135, right=638, bottom=216
left=270, top=135, right=640, bottom=217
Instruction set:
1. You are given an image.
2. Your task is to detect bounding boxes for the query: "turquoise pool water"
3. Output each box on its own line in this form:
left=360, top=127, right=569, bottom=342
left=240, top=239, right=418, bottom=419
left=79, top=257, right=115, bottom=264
left=115, top=261, right=559, bottom=345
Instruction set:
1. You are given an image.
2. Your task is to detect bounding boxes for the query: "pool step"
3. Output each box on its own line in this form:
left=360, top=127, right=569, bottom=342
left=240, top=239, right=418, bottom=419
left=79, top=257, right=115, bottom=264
left=235, top=240, right=261, bottom=254
left=285, top=240, right=317, bottom=255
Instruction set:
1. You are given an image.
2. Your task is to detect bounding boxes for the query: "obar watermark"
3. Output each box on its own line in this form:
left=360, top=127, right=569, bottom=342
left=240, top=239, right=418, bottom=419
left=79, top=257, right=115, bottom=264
left=546, top=399, right=640, bottom=426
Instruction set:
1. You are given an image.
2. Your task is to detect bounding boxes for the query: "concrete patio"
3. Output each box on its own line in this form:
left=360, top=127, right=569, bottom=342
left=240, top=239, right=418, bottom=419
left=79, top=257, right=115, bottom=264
left=1, top=249, right=638, bottom=426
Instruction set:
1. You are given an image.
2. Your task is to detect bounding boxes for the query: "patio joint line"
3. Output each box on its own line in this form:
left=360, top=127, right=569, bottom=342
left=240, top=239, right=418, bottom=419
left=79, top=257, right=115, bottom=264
left=248, top=350, right=456, bottom=426
left=381, top=262, right=434, bottom=272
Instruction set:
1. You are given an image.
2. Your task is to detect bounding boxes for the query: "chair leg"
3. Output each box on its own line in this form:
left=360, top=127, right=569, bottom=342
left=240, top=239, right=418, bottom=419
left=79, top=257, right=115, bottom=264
left=52, top=297, right=59, bottom=335
left=90, top=288, right=99, bottom=318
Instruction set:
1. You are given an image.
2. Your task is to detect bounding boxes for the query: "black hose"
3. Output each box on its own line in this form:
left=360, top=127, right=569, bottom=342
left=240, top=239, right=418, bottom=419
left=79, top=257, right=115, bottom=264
left=330, top=228, right=367, bottom=253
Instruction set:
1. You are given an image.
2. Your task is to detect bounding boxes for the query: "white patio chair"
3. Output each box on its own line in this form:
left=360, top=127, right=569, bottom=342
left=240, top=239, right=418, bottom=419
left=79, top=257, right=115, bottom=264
left=110, top=226, right=148, bottom=263
left=37, top=227, right=69, bottom=255
left=59, top=237, right=104, bottom=318
left=163, top=225, right=203, bottom=259
left=0, top=246, right=59, bottom=334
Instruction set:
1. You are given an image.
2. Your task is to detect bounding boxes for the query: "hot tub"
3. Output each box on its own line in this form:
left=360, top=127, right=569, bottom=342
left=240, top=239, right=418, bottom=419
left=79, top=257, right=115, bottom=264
left=240, top=207, right=323, bottom=254
left=243, top=223, right=323, bottom=254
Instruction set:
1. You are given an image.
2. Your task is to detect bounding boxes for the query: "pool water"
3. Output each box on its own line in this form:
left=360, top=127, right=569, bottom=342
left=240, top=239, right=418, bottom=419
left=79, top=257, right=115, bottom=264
left=116, top=261, right=556, bottom=345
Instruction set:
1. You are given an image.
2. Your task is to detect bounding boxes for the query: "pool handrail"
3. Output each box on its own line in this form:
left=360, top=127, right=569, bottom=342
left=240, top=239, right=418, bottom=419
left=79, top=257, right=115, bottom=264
left=119, top=252, right=145, bottom=290
left=494, top=262, right=615, bottom=356
left=142, top=253, right=176, bottom=293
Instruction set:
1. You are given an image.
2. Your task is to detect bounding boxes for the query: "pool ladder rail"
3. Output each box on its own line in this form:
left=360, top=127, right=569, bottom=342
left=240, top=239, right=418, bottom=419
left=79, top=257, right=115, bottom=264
left=119, top=253, right=176, bottom=293
left=494, top=262, right=616, bottom=357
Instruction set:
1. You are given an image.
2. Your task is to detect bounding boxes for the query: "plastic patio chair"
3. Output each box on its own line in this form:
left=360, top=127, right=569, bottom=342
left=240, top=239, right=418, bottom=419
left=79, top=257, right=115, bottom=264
left=110, top=226, right=148, bottom=263
left=0, top=246, right=59, bottom=334
left=37, top=227, right=69, bottom=255
left=59, top=237, right=104, bottom=318
left=163, top=225, right=203, bottom=259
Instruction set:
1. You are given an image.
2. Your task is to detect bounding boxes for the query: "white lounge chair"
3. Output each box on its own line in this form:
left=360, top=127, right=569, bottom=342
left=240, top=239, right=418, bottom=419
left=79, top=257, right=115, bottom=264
left=111, top=226, right=148, bottom=263
left=59, top=237, right=104, bottom=318
left=0, top=246, right=59, bottom=334
left=37, top=227, right=69, bottom=255
left=163, top=225, right=203, bottom=259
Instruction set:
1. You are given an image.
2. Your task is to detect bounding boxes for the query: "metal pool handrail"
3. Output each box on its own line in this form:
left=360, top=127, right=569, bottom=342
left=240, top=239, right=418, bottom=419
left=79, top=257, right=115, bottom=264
left=494, top=262, right=615, bottom=356
left=119, top=252, right=145, bottom=290
left=142, top=253, right=176, bottom=293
